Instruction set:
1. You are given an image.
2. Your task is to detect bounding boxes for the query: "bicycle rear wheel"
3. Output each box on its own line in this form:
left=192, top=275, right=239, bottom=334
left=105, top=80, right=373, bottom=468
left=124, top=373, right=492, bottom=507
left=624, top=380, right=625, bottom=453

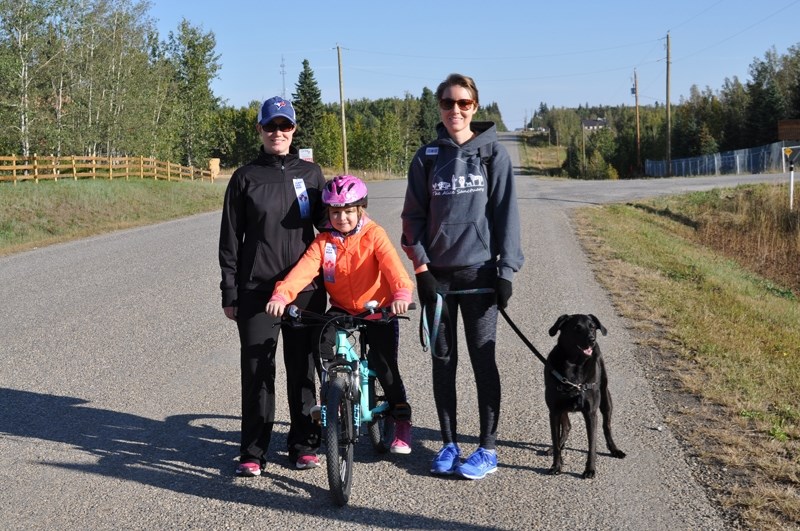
left=325, top=374, right=354, bottom=506
left=367, top=375, right=390, bottom=453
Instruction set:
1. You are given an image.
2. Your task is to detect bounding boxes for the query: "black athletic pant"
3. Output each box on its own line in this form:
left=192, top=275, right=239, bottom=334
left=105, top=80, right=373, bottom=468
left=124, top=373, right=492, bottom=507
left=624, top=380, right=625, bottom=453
left=236, top=288, right=326, bottom=464
left=429, top=267, right=500, bottom=450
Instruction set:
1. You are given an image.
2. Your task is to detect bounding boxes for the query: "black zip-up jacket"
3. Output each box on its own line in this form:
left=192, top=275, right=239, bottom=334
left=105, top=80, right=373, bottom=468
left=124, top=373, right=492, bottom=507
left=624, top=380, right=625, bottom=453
left=218, top=146, right=326, bottom=307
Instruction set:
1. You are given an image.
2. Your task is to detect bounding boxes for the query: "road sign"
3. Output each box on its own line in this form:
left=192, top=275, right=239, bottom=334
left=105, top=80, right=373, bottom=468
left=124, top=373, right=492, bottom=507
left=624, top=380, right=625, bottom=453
left=784, top=147, right=793, bottom=157
left=299, top=148, right=314, bottom=162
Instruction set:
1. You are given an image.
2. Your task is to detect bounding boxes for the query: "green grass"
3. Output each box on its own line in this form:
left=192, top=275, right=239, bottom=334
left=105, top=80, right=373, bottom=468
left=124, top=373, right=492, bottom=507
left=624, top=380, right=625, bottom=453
left=0, top=179, right=225, bottom=255
left=573, top=187, right=800, bottom=529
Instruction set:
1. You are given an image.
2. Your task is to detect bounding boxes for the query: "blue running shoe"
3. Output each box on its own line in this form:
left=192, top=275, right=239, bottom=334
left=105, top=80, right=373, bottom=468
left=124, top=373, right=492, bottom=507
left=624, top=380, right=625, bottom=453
left=456, top=448, right=497, bottom=480
left=430, top=443, right=461, bottom=475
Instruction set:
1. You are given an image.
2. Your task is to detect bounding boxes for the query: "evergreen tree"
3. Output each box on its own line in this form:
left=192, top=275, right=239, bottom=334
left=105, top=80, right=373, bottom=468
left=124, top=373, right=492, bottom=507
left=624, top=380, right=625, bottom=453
left=416, top=86, right=439, bottom=145
left=475, top=101, right=507, bottom=131
left=292, top=59, right=324, bottom=151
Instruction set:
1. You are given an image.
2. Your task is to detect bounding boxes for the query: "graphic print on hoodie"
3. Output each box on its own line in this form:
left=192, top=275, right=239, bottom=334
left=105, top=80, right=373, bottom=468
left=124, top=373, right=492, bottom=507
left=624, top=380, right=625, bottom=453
left=425, top=146, right=487, bottom=197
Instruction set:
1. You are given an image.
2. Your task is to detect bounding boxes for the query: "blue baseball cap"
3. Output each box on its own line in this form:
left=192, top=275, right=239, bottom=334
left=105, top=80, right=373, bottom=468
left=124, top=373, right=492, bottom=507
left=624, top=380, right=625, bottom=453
left=258, top=96, right=296, bottom=126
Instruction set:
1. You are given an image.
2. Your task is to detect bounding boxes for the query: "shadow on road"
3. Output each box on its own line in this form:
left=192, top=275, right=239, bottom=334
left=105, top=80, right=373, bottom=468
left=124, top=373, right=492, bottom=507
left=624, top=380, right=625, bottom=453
left=1, top=387, right=503, bottom=529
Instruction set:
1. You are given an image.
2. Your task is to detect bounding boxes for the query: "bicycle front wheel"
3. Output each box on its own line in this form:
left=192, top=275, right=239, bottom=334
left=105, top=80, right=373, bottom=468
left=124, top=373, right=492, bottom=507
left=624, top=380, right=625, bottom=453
left=325, top=374, right=354, bottom=506
left=367, top=375, right=390, bottom=453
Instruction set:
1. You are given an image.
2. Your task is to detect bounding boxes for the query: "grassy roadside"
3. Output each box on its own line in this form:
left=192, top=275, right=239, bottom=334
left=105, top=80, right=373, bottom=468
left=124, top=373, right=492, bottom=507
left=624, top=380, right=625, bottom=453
left=572, top=187, right=799, bottom=529
left=0, top=166, right=398, bottom=257
left=0, top=179, right=225, bottom=256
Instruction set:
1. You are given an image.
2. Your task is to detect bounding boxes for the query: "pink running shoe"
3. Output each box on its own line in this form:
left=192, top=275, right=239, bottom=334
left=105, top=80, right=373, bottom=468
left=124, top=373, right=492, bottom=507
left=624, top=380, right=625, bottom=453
left=390, top=420, right=412, bottom=454
left=296, top=454, right=321, bottom=470
left=235, top=461, right=262, bottom=477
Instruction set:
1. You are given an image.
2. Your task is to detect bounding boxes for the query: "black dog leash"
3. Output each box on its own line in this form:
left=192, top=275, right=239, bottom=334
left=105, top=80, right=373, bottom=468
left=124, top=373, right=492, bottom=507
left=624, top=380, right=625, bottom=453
left=421, top=291, right=587, bottom=393
left=498, top=308, right=547, bottom=365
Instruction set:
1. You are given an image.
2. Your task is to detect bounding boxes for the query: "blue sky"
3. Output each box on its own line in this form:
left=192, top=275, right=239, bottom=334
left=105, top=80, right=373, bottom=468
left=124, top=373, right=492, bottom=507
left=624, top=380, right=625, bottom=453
left=147, top=0, right=800, bottom=130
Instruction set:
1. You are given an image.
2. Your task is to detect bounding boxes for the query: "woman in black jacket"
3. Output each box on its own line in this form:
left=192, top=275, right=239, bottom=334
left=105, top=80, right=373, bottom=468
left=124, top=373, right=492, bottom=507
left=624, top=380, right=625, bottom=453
left=219, top=96, right=327, bottom=476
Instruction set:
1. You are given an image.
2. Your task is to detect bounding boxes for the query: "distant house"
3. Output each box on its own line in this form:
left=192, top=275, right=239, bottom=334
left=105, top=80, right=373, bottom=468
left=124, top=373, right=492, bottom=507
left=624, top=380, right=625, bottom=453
left=581, top=118, right=606, bottom=131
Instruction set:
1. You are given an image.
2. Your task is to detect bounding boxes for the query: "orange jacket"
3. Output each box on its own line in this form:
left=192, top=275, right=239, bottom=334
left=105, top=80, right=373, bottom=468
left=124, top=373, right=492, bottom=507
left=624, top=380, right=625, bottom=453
left=270, top=217, right=414, bottom=314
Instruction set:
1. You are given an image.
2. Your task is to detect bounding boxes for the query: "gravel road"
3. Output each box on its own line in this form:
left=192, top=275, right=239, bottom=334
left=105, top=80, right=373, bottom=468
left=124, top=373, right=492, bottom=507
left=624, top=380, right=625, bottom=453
left=1, top=135, right=781, bottom=530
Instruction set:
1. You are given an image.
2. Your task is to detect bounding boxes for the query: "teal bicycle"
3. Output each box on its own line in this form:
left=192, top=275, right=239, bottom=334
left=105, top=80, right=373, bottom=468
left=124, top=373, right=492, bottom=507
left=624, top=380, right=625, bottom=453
left=284, top=301, right=414, bottom=506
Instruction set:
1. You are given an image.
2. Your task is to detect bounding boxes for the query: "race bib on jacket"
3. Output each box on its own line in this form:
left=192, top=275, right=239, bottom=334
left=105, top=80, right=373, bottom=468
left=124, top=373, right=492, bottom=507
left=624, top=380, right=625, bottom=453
left=293, top=179, right=310, bottom=219
left=323, top=242, right=337, bottom=283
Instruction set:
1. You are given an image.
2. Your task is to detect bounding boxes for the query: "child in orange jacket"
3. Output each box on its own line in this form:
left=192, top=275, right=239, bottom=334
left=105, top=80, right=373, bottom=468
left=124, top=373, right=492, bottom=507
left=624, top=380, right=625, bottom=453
left=267, top=175, right=414, bottom=454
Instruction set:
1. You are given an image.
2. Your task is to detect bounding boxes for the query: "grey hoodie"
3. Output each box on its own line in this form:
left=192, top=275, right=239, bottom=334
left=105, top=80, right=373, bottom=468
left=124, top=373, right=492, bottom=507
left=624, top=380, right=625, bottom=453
left=401, top=121, right=524, bottom=281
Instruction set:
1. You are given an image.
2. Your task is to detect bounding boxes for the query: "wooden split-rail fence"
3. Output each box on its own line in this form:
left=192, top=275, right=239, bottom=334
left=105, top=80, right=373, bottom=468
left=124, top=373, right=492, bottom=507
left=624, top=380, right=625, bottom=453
left=0, top=155, right=220, bottom=184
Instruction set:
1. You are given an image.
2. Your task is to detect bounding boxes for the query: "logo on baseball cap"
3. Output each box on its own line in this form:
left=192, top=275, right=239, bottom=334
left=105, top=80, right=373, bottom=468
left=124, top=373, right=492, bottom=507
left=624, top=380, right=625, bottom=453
left=258, top=96, right=296, bottom=126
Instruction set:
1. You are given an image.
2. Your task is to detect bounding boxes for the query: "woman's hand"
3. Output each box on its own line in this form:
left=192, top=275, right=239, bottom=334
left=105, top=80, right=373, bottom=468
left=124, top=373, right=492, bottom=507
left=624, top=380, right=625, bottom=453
left=223, top=306, right=237, bottom=321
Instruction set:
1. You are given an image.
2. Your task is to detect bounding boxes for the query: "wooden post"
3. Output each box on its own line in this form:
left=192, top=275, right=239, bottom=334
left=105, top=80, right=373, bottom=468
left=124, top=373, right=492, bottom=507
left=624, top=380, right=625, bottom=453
left=108, top=155, right=113, bottom=180
left=12, top=154, right=17, bottom=185
left=139, top=156, right=144, bottom=179
left=92, top=156, right=96, bottom=179
left=72, top=156, right=77, bottom=180
left=33, top=154, right=39, bottom=183
left=209, top=158, right=220, bottom=182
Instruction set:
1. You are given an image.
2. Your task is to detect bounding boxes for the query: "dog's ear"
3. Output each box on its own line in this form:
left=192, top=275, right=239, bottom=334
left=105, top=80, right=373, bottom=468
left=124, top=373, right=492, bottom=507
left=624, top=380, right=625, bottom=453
left=589, top=314, right=607, bottom=336
left=549, top=314, right=570, bottom=336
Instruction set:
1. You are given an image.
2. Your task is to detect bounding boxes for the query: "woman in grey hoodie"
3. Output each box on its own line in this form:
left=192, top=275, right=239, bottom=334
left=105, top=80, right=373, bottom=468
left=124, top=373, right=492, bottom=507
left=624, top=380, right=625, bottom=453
left=401, top=73, right=524, bottom=480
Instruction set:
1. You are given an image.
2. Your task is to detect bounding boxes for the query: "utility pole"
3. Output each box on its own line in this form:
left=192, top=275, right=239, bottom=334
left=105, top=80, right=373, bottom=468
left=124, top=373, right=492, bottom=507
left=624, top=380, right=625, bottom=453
left=337, top=45, right=348, bottom=174
left=634, top=68, right=641, bottom=174
left=666, top=32, right=671, bottom=176
left=581, top=121, right=586, bottom=178
left=280, top=55, right=286, bottom=99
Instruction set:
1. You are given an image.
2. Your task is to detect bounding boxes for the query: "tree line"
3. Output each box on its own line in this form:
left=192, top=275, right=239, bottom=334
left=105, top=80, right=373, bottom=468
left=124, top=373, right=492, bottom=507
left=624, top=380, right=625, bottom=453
left=531, top=44, right=800, bottom=179
left=2, top=1, right=798, bottom=179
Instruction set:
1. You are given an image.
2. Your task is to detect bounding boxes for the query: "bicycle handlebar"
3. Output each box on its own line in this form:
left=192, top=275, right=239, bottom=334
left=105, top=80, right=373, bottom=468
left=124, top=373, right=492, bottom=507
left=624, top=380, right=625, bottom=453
left=281, top=301, right=416, bottom=329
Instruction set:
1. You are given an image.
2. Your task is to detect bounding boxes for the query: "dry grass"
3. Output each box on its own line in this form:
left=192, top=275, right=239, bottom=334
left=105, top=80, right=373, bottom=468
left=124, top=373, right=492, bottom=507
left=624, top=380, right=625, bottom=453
left=517, top=140, right=566, bottom=175
left=573, top=184, right=800, bottom=529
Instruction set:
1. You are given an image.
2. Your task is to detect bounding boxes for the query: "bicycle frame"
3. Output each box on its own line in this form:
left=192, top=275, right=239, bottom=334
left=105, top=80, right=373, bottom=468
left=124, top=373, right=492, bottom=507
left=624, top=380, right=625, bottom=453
left=320, top=323, right=389, bottom=432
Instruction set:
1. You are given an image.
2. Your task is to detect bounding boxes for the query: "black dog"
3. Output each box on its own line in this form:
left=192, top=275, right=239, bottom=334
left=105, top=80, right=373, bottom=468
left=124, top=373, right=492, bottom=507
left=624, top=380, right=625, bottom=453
left=544, top=314, right=626, bottom=478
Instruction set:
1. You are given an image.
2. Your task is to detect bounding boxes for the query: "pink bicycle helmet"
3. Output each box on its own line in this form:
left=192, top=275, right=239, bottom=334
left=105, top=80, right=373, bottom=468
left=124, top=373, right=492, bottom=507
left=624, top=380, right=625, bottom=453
left=322, top=175, right=368, bottom=208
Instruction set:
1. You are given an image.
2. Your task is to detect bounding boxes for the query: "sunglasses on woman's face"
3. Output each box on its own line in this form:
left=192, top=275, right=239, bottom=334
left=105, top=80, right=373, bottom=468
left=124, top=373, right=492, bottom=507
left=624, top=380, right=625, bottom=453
left=439, top=98, right=476, bottom=111
left=262, top=121, right=295, bottom=133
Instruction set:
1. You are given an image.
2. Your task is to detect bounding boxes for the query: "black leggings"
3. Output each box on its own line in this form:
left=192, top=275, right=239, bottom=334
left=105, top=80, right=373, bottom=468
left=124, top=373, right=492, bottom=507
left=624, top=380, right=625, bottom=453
left=236, top=288, right=326, bottom=463
left=429, top=267, right=500, bottom=450
left=318, top=307, right=410, bottom=419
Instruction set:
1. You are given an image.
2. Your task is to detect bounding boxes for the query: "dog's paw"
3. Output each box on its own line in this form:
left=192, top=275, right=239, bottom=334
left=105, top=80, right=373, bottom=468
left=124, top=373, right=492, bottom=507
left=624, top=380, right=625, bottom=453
left=610, top=448, right=626, bottom=459
left=582, top=469, right=596, bottom=479
left=548, top=465, right=562, bottom=475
